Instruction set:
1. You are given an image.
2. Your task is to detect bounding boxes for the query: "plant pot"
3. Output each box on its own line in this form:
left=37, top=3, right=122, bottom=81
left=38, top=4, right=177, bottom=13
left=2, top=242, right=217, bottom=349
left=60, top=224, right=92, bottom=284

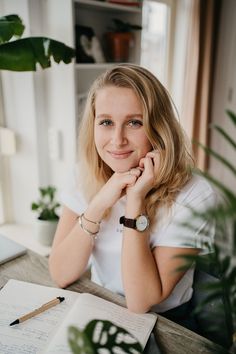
left=105, top=32, right=134, bottom=62
left=35, top=219, right=58, bottom=246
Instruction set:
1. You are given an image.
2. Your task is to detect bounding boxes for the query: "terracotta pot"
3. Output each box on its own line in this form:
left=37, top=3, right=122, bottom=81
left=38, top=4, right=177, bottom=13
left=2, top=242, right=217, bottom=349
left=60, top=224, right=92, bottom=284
left=105, top=32, right=134, bottom=62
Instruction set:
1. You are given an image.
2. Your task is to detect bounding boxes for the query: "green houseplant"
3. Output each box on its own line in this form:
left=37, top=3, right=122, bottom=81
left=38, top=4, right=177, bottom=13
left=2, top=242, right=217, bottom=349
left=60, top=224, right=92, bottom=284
left=0, top=14, right=75, bottom=71
left=31, top=186, right=60, bottom=246
left=178, top=110, right=236, bottom=353
left=105, top=18, right=142, bottom=62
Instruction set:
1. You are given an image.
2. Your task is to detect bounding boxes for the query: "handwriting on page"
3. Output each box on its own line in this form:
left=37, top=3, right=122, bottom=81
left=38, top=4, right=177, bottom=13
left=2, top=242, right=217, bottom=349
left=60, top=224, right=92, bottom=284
left=45, top=293, right=157, bottom=353
left=0, top=299, right=72, bottom=353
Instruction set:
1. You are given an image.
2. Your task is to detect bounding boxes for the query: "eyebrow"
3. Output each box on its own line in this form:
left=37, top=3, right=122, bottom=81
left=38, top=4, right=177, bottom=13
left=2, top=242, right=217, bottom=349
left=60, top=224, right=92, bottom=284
left=96, top=114, right=143, bottom=119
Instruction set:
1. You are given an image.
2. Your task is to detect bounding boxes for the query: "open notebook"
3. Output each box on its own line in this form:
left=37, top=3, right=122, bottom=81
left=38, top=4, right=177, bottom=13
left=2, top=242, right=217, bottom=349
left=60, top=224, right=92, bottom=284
left=0, top=234, right=27, bottom=265
left=0, top=279, right=157, bottom=353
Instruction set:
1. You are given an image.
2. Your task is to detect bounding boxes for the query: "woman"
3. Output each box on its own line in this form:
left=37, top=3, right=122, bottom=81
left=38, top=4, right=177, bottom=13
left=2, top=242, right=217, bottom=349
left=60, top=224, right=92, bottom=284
left=49, top=64, right=215, bottom=318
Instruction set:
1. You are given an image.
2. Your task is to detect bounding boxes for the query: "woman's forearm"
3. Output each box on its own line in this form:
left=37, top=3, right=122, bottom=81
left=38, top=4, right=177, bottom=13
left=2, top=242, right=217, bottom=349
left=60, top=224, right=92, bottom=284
left=49, top=222, right=94, bottom=288
left=122, top=195, right=162, bottom=313
left=49, top=199, right=105, bottom=288
left=122, top=230, right=162, bottom=313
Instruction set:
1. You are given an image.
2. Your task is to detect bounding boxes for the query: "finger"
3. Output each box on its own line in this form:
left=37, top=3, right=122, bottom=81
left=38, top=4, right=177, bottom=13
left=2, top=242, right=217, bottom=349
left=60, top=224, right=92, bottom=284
left=128, top=168, right=142, bottom=177
left=146, top=150, right=160, bottom=169
left=146, top=150, right=159, bottom=158
left=143, top=156, right=154, bottom=173
left=139, top=157, right=145, bottom=168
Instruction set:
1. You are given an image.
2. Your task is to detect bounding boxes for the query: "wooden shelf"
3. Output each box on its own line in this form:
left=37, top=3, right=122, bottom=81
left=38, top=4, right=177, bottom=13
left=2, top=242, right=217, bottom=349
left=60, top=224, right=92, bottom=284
left=74, top=0, right=142, bottom=13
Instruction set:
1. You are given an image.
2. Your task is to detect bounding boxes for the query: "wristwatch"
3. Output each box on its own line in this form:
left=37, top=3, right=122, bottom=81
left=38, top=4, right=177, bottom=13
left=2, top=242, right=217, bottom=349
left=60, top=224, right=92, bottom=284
left=119, top=214, right=150, bottom=232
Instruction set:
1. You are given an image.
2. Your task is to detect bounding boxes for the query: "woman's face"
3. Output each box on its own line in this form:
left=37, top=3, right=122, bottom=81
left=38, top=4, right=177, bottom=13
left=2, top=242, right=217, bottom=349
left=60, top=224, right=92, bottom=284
left=94, top=86, right=152, bottom=173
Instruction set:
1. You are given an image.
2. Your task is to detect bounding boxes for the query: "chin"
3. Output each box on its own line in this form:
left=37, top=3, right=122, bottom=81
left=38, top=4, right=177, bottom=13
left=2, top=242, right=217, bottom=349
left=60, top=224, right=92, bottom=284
left=108, top=161, right=137, bottom=173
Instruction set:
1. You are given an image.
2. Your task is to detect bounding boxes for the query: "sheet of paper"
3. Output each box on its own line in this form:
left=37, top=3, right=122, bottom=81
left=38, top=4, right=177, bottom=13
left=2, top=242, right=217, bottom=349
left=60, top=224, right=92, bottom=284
left=0, top=279, right=78, bottom=354
left=45, top=293, right=157, bottom=353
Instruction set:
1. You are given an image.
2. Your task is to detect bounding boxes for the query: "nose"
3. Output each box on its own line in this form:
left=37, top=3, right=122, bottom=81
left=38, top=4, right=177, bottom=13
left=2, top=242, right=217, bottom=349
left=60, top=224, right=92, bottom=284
left=111, top=126, right=127, bottom=147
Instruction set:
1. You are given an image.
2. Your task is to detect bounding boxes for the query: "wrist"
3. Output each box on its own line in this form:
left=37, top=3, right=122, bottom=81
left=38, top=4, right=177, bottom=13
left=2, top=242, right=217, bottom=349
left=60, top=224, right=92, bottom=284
left=125, top=195, right=145, bottom=218
left=79, top=213, right=100, bottom=236
left=85, top=197, right=106, bottom=222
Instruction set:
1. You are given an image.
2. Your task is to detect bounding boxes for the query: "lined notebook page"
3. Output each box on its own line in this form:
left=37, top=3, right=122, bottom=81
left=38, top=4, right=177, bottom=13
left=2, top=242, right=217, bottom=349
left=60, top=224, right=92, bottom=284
left=0, top=279, right=77, bottom=354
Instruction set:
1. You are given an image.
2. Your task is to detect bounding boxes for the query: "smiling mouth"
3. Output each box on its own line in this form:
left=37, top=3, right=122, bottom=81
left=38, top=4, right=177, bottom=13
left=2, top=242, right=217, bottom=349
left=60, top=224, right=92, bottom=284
left=108, top=151, right=133, bottom=159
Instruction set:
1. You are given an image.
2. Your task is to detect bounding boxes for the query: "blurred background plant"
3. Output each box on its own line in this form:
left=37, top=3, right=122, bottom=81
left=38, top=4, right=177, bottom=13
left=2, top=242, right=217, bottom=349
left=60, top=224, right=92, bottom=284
left=0, top=14, right=75, bottom=71
left=68, top=319, right=143, bottom=354
left=179, top=110, right=236, bottom=353
left=31, top=186, right=60, bottom=221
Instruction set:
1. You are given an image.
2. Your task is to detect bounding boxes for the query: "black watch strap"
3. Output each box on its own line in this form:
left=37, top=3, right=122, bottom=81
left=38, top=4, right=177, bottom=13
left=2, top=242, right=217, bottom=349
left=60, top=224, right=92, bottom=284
left=119, top=216, right=136, bottom=229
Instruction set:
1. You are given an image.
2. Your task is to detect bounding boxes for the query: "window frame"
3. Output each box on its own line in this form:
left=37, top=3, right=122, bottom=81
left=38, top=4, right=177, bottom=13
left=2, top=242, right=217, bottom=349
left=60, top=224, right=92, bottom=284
left=141, top=0, right=176, bottom=90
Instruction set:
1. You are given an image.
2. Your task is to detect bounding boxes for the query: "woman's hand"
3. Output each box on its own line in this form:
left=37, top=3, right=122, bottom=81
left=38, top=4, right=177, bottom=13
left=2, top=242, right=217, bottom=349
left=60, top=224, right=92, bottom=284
left=91, top=169, right=142, bottom=213
left=126, top=150, right=160, bottom=200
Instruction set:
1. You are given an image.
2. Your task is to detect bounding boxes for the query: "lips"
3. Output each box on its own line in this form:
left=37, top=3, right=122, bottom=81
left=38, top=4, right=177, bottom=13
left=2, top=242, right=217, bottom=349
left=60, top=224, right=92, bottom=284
left=108, top=150, right=133, bottom=159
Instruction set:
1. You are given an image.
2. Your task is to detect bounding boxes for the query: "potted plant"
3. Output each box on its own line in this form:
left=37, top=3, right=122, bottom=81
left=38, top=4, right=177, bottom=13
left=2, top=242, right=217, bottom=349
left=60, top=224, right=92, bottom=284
left=105, top=18, right=142, bottom=62
left=31, top=186, right=60, bottom=246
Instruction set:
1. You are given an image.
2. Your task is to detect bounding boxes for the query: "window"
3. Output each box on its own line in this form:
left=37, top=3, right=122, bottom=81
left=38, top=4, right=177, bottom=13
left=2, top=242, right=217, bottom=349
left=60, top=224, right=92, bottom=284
left=141, top=0, right=173, bottom=87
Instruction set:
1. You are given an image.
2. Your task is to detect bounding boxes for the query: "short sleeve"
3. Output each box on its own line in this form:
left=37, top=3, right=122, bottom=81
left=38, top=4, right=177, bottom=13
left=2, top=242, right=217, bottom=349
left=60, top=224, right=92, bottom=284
left=59, top=165, right=88, bottom=215
left=150, top=175, right=217, bottom=255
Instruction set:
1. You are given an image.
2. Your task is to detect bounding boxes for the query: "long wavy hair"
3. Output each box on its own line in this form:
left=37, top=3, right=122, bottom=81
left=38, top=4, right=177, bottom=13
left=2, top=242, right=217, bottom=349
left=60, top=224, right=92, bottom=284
left=78, top=64, right=194, bottom=221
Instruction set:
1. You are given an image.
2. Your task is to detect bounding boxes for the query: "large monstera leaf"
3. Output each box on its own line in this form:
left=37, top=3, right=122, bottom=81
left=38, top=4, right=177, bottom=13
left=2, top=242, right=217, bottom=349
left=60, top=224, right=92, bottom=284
left=68, top=320, right=143, bottom=354
left=0, top=14, right=75, bottom=71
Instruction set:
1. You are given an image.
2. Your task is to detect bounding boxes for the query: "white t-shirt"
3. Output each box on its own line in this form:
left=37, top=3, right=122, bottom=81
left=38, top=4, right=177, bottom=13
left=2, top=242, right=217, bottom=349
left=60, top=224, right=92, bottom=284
left=60, top=170, right=216, bottom=312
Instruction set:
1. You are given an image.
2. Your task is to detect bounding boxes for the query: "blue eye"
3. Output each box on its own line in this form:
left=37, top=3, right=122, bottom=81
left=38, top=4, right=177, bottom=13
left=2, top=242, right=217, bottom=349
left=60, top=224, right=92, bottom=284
left=128, top=120, right=143, bottom=127
left=99, top=119, right=113, bottom=126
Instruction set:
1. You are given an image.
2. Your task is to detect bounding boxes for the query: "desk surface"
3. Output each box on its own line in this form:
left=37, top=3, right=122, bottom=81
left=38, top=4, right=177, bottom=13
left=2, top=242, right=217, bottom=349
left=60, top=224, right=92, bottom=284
left=0, top=250, right=224, bottom=354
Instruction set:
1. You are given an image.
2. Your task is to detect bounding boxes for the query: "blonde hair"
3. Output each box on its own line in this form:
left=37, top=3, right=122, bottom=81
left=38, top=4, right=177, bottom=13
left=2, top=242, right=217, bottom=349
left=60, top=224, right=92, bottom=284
left=78, top=64, right=194, bottom=221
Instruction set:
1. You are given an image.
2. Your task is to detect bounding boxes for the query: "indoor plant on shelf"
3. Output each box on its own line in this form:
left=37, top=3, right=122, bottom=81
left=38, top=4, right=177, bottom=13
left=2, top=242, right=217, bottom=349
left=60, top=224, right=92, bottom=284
left=31, top=186, right=60, bottom=246
left=105, top=18, right=142, bottom=62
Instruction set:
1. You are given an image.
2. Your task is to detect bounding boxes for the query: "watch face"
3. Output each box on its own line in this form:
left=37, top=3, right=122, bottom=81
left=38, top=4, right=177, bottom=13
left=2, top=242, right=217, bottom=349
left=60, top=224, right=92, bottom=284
left=136, top=215, right=149, bottom=232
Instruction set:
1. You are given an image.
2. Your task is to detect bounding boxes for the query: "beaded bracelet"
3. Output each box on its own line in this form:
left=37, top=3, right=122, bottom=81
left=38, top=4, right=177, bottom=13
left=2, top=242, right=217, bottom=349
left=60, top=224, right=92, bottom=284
left=78, top=214, right=99, bottom=240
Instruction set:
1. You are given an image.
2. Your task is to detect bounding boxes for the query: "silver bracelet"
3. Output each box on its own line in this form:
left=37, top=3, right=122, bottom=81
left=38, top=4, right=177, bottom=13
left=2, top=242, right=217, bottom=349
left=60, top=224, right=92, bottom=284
left=82, top=213, right=101, bottom=225
left=78, top=214, right=99, bottom=240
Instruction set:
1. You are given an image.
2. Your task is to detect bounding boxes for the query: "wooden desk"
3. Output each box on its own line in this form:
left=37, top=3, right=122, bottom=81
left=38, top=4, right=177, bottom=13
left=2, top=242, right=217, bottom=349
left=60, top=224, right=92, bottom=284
left=0, top=250, right=225, bottom=354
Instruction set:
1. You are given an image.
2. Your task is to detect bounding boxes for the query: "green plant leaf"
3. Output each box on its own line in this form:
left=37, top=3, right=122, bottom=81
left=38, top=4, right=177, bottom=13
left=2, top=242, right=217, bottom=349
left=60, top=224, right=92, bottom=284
left=0, top=37, right=75, bottom=71
left=226, top=109, right=236, bottom=126
left=68, top=326, right=94, bottom=354
left=0, top=14, right=24, bottom=44
left=194, top=169, right=236, bottom=204
left=196, top=142, right=236, bottom=176
left=193, top=292, right=224, bottom=315
left=31, top=202, right=39, bottom=210
left=213, top=124, right=236, bottom=150
left=220, top=256, right=231, bottom=274
left=70, top=319, right=143, bottom=354
left=198, top=282, right=224, bottom=291
left=32, top=185, right=60, bottom=220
